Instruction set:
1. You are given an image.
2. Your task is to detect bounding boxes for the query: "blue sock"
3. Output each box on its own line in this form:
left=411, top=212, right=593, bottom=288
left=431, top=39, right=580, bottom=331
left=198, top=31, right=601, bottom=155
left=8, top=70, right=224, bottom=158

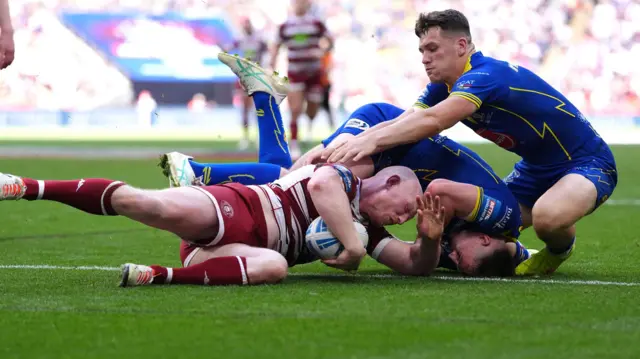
left=188, top=160, right=282, bottom=185
left=253, top=92, right=292, bottom=168
left=547, top=237, right=576, bottom=255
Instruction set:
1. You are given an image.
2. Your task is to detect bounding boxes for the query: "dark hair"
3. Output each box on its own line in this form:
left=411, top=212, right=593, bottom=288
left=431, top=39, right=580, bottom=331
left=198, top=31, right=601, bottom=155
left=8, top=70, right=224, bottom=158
left=414, top=10, right=472, bottom=41
left=474, top=246, right=516, bottom=277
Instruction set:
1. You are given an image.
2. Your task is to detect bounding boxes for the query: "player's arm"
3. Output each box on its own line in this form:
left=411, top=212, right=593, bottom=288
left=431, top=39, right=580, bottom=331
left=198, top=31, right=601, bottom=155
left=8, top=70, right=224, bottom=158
left=0, top=0, right=12, bottom=33
left=307, top=166, right=366, bottom=269
left=371, top=96, right=476, bottom=150
left=371, top=235, right=441, bottom=276
left=352, top=108, right=415, bottom=139
left=0, top=0, right=14, bottom=69
left=269, top=25, right=284, bottom=70
left=369, top=193, right=445, bottom=276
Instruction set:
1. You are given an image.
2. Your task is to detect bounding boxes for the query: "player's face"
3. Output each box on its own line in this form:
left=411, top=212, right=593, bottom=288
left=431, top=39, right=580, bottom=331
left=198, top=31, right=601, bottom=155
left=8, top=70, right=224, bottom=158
left=243, top=20, right=253, bottom=34
left=368, top=182, right=419, bottom=227
left=293, top=0, right=310, bottom=15
left=449, top=230, right=501, bottom=275
left=418, top=27, right=461, bottom=83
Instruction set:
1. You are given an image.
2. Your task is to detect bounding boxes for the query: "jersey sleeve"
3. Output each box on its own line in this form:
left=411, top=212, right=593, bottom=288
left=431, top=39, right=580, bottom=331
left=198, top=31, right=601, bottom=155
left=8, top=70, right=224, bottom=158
left=414, top=83, right=449, bottom=109
left=314, top=164, right=360, bottom=201
left=365, top=226, right=397, bottom=259
left=449, top=70, right=507, bottom=109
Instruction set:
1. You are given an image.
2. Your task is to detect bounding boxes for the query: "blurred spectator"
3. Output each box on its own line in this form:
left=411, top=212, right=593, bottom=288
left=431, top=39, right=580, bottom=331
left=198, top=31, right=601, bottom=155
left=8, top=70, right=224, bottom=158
left=0, top=0, right=638, bottom=116
left=187, top=93, right=208, bottom=112
left=136, top=90, right=156, bottom=126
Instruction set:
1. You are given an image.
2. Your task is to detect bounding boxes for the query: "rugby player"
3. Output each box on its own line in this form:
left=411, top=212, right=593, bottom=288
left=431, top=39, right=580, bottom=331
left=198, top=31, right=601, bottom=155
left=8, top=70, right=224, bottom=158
left=0, top=163, right=437, bottom=285
left=162, top=53, right=531, bottom=275
left=225, top=17, right=268, bottom=150
left=270, top=0, right=333, bottom=159
left=326, top=10, right=617, bottom=276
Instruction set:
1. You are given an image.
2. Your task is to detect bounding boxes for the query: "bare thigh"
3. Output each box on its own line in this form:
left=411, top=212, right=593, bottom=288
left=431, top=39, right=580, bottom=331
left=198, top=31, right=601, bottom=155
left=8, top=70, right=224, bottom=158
left=112, top=186, right=219, bottom=240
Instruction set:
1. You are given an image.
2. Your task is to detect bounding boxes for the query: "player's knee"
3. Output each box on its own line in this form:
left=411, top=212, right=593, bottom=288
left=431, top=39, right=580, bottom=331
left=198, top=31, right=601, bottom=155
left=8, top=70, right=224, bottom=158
left=252, top=253, right=288, bottom=285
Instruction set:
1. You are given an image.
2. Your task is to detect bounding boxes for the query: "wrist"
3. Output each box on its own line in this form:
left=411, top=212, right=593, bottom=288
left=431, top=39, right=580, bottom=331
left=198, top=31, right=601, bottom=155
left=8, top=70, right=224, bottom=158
left=1, top=27, right=13, bottom=34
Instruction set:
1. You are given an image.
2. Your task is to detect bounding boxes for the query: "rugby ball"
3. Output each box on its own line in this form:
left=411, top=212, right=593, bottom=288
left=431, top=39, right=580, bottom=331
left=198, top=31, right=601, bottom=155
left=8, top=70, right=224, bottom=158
left=305, top=217, right=369, bottom=260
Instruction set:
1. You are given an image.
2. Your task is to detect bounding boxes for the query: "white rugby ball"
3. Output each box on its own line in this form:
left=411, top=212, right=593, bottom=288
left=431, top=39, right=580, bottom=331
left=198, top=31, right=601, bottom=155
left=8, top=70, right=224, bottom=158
left=305, top=217, right=369, bottom=260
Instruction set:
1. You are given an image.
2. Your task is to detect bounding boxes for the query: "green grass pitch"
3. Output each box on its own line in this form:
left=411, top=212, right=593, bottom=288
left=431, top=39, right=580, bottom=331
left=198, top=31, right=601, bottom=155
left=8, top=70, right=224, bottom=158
left=1, top=143, right=639, bottom=358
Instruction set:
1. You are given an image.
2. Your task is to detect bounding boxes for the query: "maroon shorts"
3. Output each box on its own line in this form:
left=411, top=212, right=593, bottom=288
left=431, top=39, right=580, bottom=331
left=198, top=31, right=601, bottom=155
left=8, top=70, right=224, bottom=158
left=288, top=70, right=324, bottom=103
left=179, top=185, right=268, bottom=266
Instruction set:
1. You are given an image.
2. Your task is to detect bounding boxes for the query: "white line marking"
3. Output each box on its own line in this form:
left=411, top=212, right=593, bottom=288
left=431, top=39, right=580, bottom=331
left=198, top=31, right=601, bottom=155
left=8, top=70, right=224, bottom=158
left=605, top=199, right=640, bottom=206
left=0, top=264, right=638, bottom=287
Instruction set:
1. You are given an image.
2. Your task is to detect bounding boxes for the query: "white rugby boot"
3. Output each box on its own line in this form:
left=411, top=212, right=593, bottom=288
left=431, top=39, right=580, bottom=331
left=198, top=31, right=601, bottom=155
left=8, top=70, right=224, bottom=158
left=0, top=173, right=27, bottom=200
left=218, top=52, right=289, bottom=105
left=120, top=263, right=155, bottom=287
left=158, top=152, right=196, bottom=187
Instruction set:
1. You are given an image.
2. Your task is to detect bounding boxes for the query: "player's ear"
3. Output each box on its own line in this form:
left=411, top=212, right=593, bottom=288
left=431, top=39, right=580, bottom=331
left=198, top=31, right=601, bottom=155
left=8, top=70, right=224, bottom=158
left=385, top=174, right=401, bottom=189
left=456, top=37, right=468, bottom=56
left=480, top=234, right=492, bottom=246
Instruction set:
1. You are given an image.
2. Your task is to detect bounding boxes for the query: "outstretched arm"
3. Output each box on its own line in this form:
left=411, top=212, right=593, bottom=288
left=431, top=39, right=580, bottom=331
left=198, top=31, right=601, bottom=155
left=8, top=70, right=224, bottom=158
left=372, top=193, right=445, bottom=276
left=307, top=165, right=366, bottom=271
left=329, top=96, right=477, bottom=163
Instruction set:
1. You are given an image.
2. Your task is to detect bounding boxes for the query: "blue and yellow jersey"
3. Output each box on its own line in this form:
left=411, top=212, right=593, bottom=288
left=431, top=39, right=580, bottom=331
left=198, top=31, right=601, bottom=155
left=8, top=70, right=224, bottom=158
left=415, top=51, right=609, bottom=165
left=323, top=103, right=521, bottom=239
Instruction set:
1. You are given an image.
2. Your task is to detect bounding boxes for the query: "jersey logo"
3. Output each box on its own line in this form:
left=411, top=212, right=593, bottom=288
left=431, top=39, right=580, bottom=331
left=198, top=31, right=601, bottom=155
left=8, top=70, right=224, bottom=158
left=343, top=118, right=370, bottom=130
left=475, top=129, right=517, bottom=150
left=220, top=200, right=234, bottom=218
left=456, top=80, right=475, bottom=89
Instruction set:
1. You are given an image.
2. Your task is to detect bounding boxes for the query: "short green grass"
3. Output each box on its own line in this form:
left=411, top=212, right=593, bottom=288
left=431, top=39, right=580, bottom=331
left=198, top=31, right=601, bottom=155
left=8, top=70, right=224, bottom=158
left=0, top=144, right=639, bottom=359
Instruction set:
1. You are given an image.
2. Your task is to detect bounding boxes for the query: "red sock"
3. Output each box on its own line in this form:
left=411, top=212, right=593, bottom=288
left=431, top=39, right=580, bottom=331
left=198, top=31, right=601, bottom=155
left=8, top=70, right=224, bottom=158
left=22, top=178, right=126, bottom=216
left=151, top=256, right=249, bottom=286
left=290, top=121, right=298, bottom=141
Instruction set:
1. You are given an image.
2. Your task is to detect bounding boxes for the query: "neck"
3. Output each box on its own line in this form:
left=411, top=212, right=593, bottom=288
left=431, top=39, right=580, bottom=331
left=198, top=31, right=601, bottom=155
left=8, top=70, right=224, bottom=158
left=444, top=45, right=476, bottom=88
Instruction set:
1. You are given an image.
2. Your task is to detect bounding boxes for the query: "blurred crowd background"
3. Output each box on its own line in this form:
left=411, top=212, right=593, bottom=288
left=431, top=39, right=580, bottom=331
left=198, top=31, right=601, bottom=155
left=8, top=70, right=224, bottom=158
left=1, top=0, right=638, bottom=116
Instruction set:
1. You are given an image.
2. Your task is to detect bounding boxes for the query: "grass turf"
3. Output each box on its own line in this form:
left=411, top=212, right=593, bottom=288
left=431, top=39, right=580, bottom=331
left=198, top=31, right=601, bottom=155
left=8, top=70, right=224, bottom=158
left=0, top=144, right=639, bottom=358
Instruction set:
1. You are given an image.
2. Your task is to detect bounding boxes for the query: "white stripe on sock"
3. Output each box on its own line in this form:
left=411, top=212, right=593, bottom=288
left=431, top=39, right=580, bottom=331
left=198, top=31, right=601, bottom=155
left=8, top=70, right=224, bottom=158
left=165, top=268, right=173, bottom=284
left=36, top=180, right=45, bottom=200
left=100, top=181, right=122, bottom=215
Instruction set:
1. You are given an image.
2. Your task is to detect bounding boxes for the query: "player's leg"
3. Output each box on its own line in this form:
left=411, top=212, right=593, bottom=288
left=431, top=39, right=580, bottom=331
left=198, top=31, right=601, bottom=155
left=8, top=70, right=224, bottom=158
left=0, top=173, right=218, bottom=239
left=160, top=152, right=287, bottom=187
left=221, top=52, right=291, bottom=168
left=121, top=243, right=288, bottom=287
left=322, top=84, right=334, bottom=130
left=513, top=158, right=617, bottom=275
left=287, top=86, right=305, bottom=160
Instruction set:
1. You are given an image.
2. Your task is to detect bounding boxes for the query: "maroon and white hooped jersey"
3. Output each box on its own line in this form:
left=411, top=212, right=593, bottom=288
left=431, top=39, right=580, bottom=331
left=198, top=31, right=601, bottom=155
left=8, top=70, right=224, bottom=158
left=276, top=14, right=329, bottom=76
left=231, top=33, right=267, bottom=64
left=249, top=164, right=363, bottom=266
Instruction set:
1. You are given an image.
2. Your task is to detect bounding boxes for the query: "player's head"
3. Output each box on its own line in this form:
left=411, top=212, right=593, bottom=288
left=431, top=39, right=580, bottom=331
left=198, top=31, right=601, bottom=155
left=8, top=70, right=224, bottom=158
left=449, top=230, right=516, bottom=277
left=414, top=9, right=474, bottom=84
left=293, top=0, right=311, bottom=16
left=241, top=18, right=253, bottom=34
left=360, top=166, right=422, bottom=227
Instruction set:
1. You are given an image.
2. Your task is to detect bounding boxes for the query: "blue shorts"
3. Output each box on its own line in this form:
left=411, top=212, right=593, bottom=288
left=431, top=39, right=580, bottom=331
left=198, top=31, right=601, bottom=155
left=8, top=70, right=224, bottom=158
left=321, top=103, right=404, bottom=147
left=504, top=153, right=617, bottom=210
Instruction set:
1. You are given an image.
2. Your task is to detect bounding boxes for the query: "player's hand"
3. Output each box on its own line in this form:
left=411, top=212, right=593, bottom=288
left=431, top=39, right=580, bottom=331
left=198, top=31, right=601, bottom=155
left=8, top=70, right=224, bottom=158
left=322, top=245, right=366, bottom=272
left=300, top=146, right=325, bottom=166
left=0, top=29, right=15, bottom=69
left=327, top=136, right=376, bottom=163
left=416, top=192, right=445, bottom=241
